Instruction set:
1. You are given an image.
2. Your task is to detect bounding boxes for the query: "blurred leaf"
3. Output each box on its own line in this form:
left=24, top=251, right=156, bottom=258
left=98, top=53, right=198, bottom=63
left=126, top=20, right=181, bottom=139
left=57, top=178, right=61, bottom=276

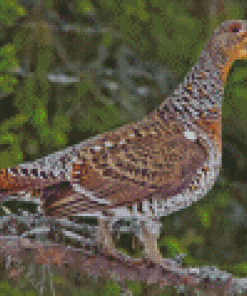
left=222, top=101, right=233, bottom=120
left=31, top=106, right=48, bottom=127
left=181, top=229, right=204, bottom=247
left=102, top=33, right=114, bottom=46
left=224, top=2, right=245, bottom=21
left=197, top=208, right=212, bottom=228
left=101, top=280, right=121, bottom=296
left=78, top=0, right=95, bottom=14
left=159, top=236, right=187, bottom=257
left=0, top=281, right=12, bottom=291
left=15, top=78, right=37, bottom=118
left=0, top=134, right=23, bottom=168
left=124, top=1, right=149, bottom=21
left=232, top=68, right=247, bottom=83
left=79, top=102, right=121, bottom=135
left=0, top=44, right=18, bottom=65
left=36, top=46, right=52, bottom=77
left=226, top=261, right=247, bottom=277
left=0, top=115, right=28, bottom=133
left=50, top=128, right=68, bottom=147
left=52, top=275, right=66, bottom=285
left=39, top=125, right=68, bottom=151
left=126, top=281, right=142, bottom=295
left=23, top=291, right=38, bottom=296
left=214, top=190, right=230, bottom=208
left=24, top=138, right=39, bottom=156
left=52, top=113, right=71, bottom=133
left=0, top=44, right=19, bottom=93
left=0, top=0, right=26, bottom=26
left=0, top=74, right=18, bottom=92
left=226, top=67, right=247, bottom=123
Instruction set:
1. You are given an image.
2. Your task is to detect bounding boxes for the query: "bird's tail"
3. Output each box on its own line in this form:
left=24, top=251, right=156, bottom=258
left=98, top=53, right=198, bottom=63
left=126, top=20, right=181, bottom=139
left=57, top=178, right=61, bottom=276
left=0, top=168, right=27, bottom=193
left=0, top=167, right=60, bottom=198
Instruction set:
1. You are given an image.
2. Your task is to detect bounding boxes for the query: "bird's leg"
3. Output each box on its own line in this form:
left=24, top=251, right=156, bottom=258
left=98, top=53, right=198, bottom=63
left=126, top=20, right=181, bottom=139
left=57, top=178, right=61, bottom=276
left=96, top=218, right=144, bottom=259
left=139, top=221, right=163, bottom=264
left=96, top=217, right=163, bottom=265
left=95, top=218, right=119, bottom=255
left=132, top=235, right=141, bottom=254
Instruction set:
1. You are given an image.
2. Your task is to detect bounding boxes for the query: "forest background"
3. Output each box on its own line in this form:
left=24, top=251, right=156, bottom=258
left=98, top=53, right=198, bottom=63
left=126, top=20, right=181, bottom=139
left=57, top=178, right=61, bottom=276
left=0, top=0, right=247, bottom=295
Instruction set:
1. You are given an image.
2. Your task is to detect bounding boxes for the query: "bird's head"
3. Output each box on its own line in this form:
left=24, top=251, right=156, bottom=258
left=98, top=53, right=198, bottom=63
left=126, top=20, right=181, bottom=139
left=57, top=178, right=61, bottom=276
left=208, top=20, right=247, bottom=61
left=203, top=20, right=247, bottom=83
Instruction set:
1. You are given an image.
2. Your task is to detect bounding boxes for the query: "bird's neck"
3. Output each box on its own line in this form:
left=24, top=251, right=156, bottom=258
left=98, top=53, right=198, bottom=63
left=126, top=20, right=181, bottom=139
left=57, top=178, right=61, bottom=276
left=158, top=48, right=231, bottom=125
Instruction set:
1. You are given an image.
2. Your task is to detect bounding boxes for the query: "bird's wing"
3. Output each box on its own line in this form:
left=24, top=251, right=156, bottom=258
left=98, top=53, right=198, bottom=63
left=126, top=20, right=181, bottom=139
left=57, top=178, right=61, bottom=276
left=69, top=110, right=209, bottom=206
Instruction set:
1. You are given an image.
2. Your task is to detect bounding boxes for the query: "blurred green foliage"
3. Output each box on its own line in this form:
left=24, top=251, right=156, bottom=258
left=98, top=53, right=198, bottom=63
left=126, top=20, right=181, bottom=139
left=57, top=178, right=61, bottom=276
left=0, top=0, right=26, bottom=26
left=0, top=281, right=38, bottom=296
left=0, top=44, right=19, bottom=93
left=224, top=66, right=247, bottom=123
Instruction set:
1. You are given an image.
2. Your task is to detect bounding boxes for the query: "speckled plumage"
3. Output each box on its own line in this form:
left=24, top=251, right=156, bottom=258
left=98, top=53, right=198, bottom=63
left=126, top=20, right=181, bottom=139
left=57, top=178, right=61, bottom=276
left=1, top=20, right=247, bottom=264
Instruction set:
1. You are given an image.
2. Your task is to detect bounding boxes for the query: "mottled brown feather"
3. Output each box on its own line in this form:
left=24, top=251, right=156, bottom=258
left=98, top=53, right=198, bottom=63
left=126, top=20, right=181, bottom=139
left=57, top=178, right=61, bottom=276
left=70, top=110, right=208, bottom=205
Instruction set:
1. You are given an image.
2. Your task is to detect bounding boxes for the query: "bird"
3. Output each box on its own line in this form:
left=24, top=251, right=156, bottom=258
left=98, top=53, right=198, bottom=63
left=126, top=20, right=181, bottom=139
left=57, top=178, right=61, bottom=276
left=0, top=20, right=247, bottom=265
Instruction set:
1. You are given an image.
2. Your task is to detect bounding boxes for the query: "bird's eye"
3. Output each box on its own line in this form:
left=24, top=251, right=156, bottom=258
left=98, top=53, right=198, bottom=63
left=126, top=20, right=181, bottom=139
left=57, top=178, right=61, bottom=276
left=229, top=24, right=241, bottom=33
